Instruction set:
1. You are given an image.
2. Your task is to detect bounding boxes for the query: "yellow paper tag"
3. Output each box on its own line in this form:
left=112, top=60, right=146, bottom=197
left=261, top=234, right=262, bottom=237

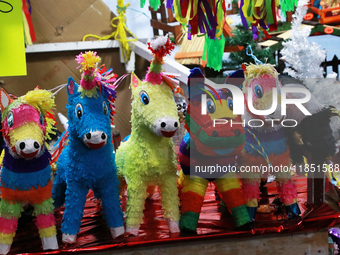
left=0, top=0, right=27, bottom=77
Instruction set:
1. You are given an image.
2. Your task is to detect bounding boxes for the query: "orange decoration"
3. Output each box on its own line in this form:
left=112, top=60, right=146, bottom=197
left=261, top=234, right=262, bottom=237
left=304, top=13, right=314, bottom=20
left=324, top=27, right=334, bottom=34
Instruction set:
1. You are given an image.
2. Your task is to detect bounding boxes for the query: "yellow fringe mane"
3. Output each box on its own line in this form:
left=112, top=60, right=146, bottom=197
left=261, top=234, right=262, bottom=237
left=78, top=51, right=101, bottom=72
left=22, top=90, right=56, bottom=116
left=21, top=89, right=56, bottom=142
left=244, top=63, right=278, bottom=80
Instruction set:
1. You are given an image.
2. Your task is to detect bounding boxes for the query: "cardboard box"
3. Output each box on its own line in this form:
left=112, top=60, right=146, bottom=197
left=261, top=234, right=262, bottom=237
left=0, top=49, right=137, bottom=139
left=0, top=0, right=152, bottom=138
left=31, top=0, right=115, bottom=43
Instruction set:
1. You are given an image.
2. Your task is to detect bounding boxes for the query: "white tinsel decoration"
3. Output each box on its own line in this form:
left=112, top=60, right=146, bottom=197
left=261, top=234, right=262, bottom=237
left=281, top=0, right=326, bottom=79
left=302, top=75, right=340, bottom=141
left=282, top=0, right=340, bottom=141
left=149, top=35, right=169, bottom=51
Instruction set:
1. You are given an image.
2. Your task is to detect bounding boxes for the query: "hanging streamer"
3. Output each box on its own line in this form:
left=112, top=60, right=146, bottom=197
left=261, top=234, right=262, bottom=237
left=82, top=0, right=138, bottom=63
left=171, top=0, right=226, bottom=40
left=239, top=0, right=285, bottom=39
left=280, top=0, right=298, bottom=17
left=140, top=0, right=161, bottom=10
left=202, top=32, right=226, bottom=71
left=22, top=0, right=36, bottom=45
left=169, top=0, right=227, bottom=71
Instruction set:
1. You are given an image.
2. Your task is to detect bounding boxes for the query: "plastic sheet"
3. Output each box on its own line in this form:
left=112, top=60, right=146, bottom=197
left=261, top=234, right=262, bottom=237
left=8, top=175, right=340, bottom=254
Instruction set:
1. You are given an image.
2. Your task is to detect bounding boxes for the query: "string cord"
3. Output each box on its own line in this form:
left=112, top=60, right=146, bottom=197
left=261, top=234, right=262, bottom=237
left=82, top=1, right=138, bottom=63
left=246, top=45, right=264, bottom=65
left=245, top=128, right=272, bottom=167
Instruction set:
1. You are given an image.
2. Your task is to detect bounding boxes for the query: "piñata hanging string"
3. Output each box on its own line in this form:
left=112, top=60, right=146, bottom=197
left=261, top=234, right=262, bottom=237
left=246, top=45, right=264, bottom=65
left=82, top=0, right=138, bottom=63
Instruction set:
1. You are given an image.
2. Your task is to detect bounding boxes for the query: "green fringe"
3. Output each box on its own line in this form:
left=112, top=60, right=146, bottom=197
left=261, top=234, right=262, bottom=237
left=78, top=87, right=99, bottom=99
left=0, top=199, right=23, bottom=219
left=203, top=33, right=225, bottom=72
left=2, top=99, right=22, bottom=120
left=33, top=198, right=55, bottom=216
left=150, top=61, right=162, bottom=74
left=179, top=211, right=200, bottom=232
left=231, top=204, right=251, bottom=227
left=149, top=0, right=161, bottom=10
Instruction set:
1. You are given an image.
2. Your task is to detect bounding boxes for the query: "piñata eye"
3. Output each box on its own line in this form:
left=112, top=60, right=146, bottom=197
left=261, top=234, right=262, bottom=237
left=227, top=97, right=233, bottom=111
left=254, top=84, right=263, bottom=98
left=7, top=112, right=13, bottom=128
left=103, top=101, right=108, bottom=115
left=140, top=91, right=149, bottom=105
left=39, top=114, right=44, bottom=125
left=75, top=103, right=83, bottom=119
left=207, top=98, right=215, bottom=114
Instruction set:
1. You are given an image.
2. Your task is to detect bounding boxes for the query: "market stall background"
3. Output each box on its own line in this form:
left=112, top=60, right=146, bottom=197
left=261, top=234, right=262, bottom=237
left=1, top=0, right=340, bottom=254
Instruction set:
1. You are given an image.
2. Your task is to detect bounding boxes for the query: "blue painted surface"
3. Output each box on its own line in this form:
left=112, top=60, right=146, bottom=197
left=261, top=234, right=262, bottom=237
left=307, top=35, right=340, bottom=75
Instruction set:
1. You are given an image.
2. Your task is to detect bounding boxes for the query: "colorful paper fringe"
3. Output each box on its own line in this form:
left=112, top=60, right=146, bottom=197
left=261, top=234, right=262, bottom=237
left=202, top=33, right=226, bottom=71
left=239, top=0, right=282, bottom=39
left=172, top=0, right=225, bottom=40
left=22, top=0, right=36, bottom=45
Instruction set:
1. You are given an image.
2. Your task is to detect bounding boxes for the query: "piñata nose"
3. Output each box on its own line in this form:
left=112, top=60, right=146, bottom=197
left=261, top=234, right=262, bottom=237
left=16, top=139, right=41, bottom=159
left=83, top=131, right=108, bottom=149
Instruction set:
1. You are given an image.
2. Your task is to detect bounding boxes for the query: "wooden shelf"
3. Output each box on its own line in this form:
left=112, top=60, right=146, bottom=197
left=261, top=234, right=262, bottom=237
left=25, top=40, right=120, bottom=53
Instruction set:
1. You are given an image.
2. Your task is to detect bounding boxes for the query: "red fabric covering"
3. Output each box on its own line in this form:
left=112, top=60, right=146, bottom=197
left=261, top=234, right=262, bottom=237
left=8, top=175, right=340, bottom=254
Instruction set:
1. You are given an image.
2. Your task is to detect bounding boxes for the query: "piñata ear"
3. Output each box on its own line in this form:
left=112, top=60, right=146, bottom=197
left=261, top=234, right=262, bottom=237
left=0, top=89, right=12, bottom=112
left=187, top=68, right=205, bottom=100
left=131, top=72, right=141, bottom=91
left=67, top=77, right=78, bottom=95
left=225, top=69, right=245, bottom=89
left=34, top=86, right=41, bottom=90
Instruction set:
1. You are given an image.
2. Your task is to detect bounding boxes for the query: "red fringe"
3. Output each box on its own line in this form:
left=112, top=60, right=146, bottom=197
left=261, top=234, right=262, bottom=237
left=180, top=191, right=205, bottom=214
left=219, top=189, right=247, bottom=209
left=35, top=213, right=56, bottom=229
left=242, top=182, right=261, bottom=201
left=0, top=217, right=18, bottom=234
left=147, top=38, right=175, bottom=59
left=178, top=151, right=190, bottom=167
left=0, top=182, right=53, bottom=205
left=277, top=180, right=297, bottom=205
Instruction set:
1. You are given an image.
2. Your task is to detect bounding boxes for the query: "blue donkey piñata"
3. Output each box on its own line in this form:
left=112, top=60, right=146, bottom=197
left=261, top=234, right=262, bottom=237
left=52, top=52, right=124, bottom=243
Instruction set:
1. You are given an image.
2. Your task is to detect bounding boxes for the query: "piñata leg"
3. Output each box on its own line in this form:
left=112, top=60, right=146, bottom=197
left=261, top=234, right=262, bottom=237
left=276, top=171, right=301, bottom=219
left=93, top=176, right=124, bottom=239
left=34, top=198, right=58, bottom=250
left=214, top=172, right=251, bottom=227
left=241, top=172, right=262, bottom=221
left=125, top=179, right=148, bottom=236
left=61, top=181, right=88, bottom=243
left=159, top=173, right=180, bottom=233
left=52, top=170, right=67, bottom=208
left=0, top=199, right=22, bottom=255
left=179, top=175, right=208, bottom=232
